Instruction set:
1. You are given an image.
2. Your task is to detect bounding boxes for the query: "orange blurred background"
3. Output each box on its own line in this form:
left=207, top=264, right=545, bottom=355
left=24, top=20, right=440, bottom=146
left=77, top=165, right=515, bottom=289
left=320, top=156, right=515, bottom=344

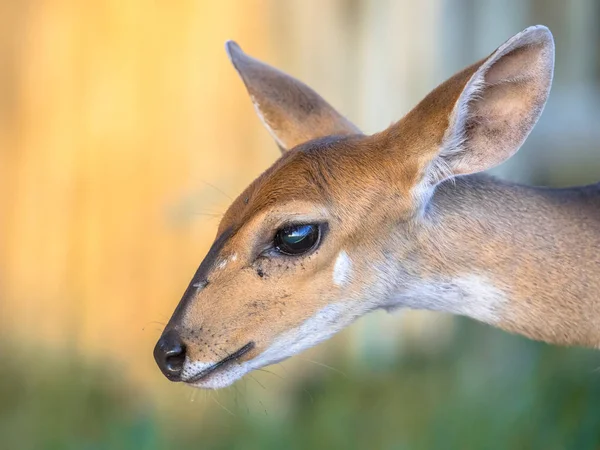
left=0, top=0, right=277, bottom=380
left=1, top=0, right=450, bottom=390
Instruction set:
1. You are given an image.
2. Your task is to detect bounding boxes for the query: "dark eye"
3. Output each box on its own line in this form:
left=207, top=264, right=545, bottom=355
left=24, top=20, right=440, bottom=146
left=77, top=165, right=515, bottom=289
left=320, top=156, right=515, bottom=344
left=275, top=224, right=320, bottom=256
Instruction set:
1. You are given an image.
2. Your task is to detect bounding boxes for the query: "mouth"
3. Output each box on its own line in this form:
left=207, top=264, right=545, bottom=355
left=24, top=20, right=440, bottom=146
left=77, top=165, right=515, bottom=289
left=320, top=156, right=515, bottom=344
left=184, top=342, right=255, bottom=384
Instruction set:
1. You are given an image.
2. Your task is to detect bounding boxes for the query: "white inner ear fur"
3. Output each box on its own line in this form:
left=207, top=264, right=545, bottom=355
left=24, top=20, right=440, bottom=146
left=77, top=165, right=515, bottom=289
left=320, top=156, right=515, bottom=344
left=250, top=94, right=287, bottom=150
left=431, top=26, right=553, bottom=184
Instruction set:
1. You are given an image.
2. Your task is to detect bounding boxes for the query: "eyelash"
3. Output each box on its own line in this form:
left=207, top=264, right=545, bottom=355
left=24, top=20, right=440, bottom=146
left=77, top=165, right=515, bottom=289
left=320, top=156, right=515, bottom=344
left=255, top=222, right=324, bottom=258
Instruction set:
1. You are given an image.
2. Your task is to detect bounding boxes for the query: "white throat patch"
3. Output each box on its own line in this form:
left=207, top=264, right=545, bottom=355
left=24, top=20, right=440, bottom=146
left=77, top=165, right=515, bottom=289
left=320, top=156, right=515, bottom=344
left=391, top=274, right=505, bottom=324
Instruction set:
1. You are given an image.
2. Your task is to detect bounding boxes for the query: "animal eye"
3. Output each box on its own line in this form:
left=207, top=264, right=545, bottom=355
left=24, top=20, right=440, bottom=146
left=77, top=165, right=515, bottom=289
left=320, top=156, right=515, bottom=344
left=274, top=224, right=320, bottom=256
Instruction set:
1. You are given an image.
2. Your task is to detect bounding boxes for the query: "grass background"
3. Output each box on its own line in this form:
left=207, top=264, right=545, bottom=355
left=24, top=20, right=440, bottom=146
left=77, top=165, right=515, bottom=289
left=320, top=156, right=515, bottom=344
left=3, top=319, right=599, bottom=450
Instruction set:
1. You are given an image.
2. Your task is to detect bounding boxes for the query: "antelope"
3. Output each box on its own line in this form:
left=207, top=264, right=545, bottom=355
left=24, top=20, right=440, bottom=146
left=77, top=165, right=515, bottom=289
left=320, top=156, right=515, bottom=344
left=154, top=26, right=600, bottom=389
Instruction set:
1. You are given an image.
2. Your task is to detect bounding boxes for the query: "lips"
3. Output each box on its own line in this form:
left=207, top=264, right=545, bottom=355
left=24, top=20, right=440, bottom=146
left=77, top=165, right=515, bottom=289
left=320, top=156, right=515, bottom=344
left=184, top=342, right=255, bottom=384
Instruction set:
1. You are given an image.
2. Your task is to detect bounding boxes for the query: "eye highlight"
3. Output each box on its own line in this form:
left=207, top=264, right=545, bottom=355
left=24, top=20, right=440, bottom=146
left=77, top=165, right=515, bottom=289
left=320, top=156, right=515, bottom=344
left=274, top=224, right=320, bottom=256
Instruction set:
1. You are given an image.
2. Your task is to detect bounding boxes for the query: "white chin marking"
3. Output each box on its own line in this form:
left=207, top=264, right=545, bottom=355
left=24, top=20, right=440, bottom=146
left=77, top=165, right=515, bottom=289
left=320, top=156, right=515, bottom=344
left=182, top=358, right=250, bottom=390
left=189, top=364, right=250, bottom=390
left=333, top=251, right=352, bottom=286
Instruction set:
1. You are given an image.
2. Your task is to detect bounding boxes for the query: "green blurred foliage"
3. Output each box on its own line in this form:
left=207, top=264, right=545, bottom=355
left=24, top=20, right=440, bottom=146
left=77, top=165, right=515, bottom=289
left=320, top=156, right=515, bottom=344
left=2, top=319, right=600, bottom=450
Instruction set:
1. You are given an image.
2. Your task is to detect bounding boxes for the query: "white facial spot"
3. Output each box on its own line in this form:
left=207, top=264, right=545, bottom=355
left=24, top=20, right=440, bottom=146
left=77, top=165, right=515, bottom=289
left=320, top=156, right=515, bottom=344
left=391, top=274, right=506, bottom=324
left=217, top=260, right=227, bottom=270
left=231, top=254, right=237, bottom=262
left=333, top=251, right=352, bottom=287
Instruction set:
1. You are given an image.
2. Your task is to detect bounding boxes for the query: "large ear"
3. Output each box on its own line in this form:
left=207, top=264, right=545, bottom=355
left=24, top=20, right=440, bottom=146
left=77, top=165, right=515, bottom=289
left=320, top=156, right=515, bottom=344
left=225, top=41, right=360, bottom=152
left=385, top=26, right=554, bottom=186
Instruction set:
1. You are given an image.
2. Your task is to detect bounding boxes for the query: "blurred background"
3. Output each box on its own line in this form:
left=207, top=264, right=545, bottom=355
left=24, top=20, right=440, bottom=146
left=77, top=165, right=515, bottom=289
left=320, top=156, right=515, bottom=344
left=1, top=0, right=600, bottom=449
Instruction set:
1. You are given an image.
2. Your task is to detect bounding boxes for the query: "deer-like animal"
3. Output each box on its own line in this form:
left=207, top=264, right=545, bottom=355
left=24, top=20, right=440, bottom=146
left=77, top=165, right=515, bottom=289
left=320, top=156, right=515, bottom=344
left=154, top=26, right=600, bottom=389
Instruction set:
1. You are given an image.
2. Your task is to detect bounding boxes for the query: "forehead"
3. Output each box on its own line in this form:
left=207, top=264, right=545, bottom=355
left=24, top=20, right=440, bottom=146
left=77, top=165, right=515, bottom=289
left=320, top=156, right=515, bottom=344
left=217, top=136, right=364, bottom=234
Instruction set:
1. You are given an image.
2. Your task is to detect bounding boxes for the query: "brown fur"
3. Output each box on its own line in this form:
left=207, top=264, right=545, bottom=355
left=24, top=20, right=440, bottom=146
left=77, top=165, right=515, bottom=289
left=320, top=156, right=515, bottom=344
left=423, top=176, right=600, bottom=346
left=226, top=41, right=360, bottom=151
left=157, top=25, right=599, bottom=389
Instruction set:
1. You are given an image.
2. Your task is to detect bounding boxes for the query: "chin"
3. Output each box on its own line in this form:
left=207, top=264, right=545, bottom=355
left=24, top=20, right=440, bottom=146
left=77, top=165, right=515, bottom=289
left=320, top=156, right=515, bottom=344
left=180, top=357, right=251, bottom=390
left=186, top=364, right=250, bottom=389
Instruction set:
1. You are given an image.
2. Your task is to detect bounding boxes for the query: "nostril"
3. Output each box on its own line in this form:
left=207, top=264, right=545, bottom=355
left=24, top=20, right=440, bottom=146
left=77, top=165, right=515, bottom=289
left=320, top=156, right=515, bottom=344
left=164, top=343, right=186, bottom=371
left=154, top=330, right=187, bottom=381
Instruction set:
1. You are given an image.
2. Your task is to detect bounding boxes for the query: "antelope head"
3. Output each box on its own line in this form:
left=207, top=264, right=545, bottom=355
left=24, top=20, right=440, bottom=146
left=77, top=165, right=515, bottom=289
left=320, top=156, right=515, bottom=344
left=154, top=26, right=556, bottom=388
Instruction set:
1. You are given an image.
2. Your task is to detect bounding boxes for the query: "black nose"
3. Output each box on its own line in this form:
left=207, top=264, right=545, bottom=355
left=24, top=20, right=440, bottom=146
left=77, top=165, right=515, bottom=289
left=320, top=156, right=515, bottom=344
left=154, top=329, right=186, bottom=381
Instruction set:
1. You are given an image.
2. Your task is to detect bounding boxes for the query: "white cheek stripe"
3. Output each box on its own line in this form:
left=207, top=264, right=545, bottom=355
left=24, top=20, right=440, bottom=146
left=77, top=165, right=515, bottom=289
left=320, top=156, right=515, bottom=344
left=333, top=251, right=352, bottom=287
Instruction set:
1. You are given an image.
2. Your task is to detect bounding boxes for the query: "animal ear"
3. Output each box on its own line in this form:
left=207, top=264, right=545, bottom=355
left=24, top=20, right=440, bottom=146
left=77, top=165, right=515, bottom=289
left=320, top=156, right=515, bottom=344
left=383, top=26, right=554, bottom=186
left=225, top=41, right=360, bottom=152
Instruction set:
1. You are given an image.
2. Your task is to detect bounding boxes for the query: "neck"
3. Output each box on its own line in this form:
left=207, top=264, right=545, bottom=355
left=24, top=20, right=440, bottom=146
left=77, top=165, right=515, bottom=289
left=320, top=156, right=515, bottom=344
left=398, top=174, right=600, bottom=347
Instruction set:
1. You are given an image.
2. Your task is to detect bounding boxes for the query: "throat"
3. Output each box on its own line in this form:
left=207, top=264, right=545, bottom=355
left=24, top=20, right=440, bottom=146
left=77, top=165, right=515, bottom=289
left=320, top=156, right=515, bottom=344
left=408, top=174, right=600, bottom=347
left=391, top=274, right=506, bottom=325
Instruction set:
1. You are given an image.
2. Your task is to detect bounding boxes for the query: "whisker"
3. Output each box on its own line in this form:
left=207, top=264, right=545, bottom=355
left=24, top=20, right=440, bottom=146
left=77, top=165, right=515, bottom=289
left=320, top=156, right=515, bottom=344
left=233, top=383, right=250, bottom=415
left=193, top=211, right=224, bottom=218
left=258, top=399, right=269, bottom=416
left=141, top=326, right=164, bottom=334
left=276, top=362, right=290, bottom=375
left=302, top=387, right=315, bottom=404
left=142, top=320, right=167, bottom=331
left=249, top=373, right=266, bottom=390
left=256, top=368, right=286, bottom=380
left=199, top=180, right=234, bottom=201
left=297, top=357, right=348, bottom=378
left=211, top=393, right=236, bottom=417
